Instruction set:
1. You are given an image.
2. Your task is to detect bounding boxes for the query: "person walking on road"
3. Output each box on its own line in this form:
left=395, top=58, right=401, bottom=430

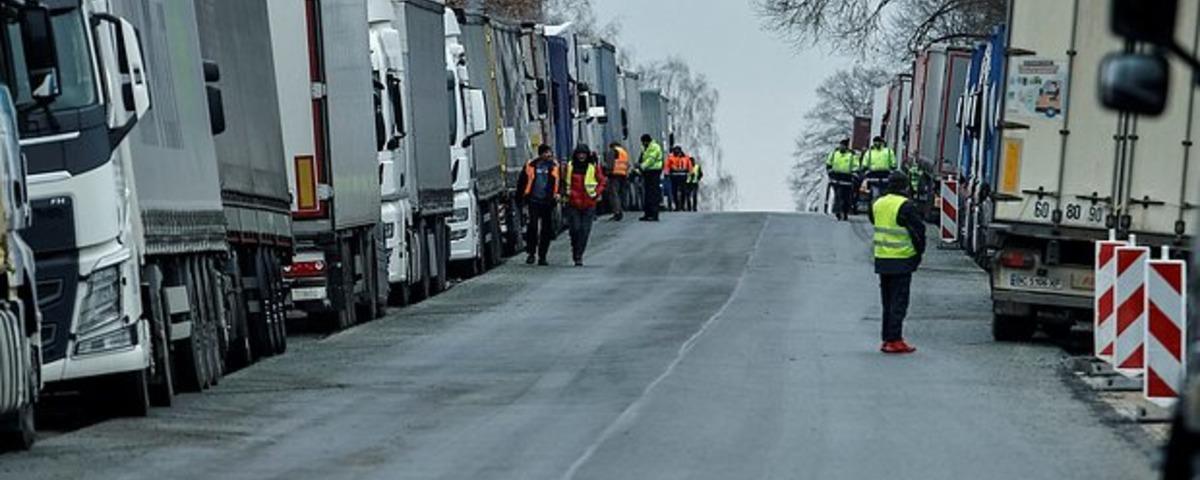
left=638, top=134, right=664, bottom=222
left=666, top=147, right=692, bottom=212
left=565, top=145, right=607, bottom=266
left=685, top=156, right=703, bottom=212
left=518, top=145, right=560, bottom=266
left=607, top=142, right=630, bottom=221
left=826, top=139, right=858, bottom=221
left=870, top=171, right=925, bottom=354
left=861, top=136, right=898, bottom=202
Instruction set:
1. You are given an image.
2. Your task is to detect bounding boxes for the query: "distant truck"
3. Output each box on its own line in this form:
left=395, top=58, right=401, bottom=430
left=0, top=1, right=49, bottom=449
left=985, top=0, right=1197, bottom=340
left=268, top=0, right=386, bottom=328
left=908, top=44, right=971, bottom=189
left=956, top=26, right=1007, bottom=265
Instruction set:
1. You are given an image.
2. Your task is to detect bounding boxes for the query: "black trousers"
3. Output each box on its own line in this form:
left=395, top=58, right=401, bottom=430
left=670, top=173, right=689, bottom=210
left=608, top=175, right=627, bottom=217
left=832, top=185, right=853, bottom=218
left=684, top=183, right=698, bottom=211
left=643, top=170, right=662, bottom=219
left=525, top=202, right=555, bottom=259
left=879, top=273, right=912, bottom=342
left=565, top=207, right=596, bottom=260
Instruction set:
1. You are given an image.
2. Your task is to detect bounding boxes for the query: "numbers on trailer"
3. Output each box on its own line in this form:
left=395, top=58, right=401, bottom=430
left=1087, top=205, right=1104, bottom=223
left=1065, top=204, right=1081, bottom=221
left=1034, top=200, right=1051, bottom=219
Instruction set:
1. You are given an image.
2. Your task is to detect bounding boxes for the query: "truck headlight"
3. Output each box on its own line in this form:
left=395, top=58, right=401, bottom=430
left=77, top=265, right=122, bottom=335
left=450, top=229, right=468, bottom=241
left=451, top=207, right=470, bottom=223
left=75, top=326, right=135, bottom=356
left=384, top=222, right=397, bottom=240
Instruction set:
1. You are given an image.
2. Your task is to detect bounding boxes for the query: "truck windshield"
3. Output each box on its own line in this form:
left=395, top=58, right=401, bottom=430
left=1, top=7, right=96, bottom=112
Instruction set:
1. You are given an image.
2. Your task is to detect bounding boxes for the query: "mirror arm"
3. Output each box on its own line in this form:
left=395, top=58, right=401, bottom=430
left=108, top=116, right=139, bottom=148
left=1167, top=42, right=1200, bottom=83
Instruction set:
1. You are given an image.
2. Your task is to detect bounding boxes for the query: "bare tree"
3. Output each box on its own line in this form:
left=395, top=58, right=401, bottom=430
left=788, top=66, right=889, bottom=211
left=756, top=0, right=1004, bottom=63
left=642, top=58, right=738, bottom=211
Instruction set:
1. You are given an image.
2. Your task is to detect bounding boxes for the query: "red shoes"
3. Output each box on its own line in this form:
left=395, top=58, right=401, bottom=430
left=880, top=340, right=917, bottom=354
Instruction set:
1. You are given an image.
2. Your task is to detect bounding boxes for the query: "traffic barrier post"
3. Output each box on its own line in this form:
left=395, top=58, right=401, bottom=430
left=1094, top=240, right=1125, bottom=363
left=940, top=176, right=959, bottom=246
left=1114, top=246, right=1150, bottom=378
left=1144, top=257, right=1187, bottom=407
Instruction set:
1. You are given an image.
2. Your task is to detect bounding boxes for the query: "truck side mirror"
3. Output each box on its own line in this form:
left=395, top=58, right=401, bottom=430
left=1098, top=52, right=1170, bottom=116
left=19, top=6, right=61, bottom=102
left=466, top=87, right=488, bottom=141
left=1110, top=0, right=1178, bottom=46
left=206, top=86, right=226, bottom=135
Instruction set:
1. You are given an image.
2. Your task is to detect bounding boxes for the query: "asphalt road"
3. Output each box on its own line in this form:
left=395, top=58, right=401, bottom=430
left=0, top=213, right=1156, bottom=479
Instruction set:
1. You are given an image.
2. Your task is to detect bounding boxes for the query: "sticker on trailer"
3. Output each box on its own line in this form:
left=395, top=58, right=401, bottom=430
left=1144, top=260, right=1187, bottom=407
left=1005, top=58, right=1069, bottom=120
left=1114, top=246, right=1149, bottom=377
left=1094, top=241, right=1125, bottom=362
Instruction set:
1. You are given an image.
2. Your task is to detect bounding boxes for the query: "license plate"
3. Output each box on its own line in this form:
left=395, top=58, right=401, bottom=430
left=291, top=287, right=327, bottom=302
left=1009, top=273, right=1063, bottom=290
left=1071, top=272, right=1094, bottom=291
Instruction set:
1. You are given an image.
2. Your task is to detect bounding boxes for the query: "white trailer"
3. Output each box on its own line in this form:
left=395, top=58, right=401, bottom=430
left=987, top=0, right=1200, bottom=339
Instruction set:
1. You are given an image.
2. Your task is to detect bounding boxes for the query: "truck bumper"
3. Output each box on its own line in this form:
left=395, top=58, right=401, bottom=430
left=43, top=324, right=148, bottom=384
left=449, top=192, right=478, bottom=262
left=992, top=289, right=1093, bottom=310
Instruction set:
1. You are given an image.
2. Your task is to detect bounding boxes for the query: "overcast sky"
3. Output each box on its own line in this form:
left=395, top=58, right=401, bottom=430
left=593, top=0, right=842, bottom=212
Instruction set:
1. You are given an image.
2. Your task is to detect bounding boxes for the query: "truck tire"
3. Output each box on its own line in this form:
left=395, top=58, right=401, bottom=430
left=992, top=314, right=1036, bottom=342
left=0, top=345, right=37, bottom=451
left=354, top=231, right=379, bottom=322
left=389, top=282, right=410, bottom=307
left=106, top=369, right=151, bottom=418
left=1163, top=409, right=1199, bottom=479
left=0, top=399, right=35, bottom=451
left=432, top=223, right=449, bottom=294
left=144, top=266, right=174, bottom=407
left=267, top=253, right=288, bottom=354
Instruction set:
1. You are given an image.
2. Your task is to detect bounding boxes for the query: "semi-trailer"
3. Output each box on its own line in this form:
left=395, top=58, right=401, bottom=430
left=481, top=15, right=535, bottom=255
left=194, top=0, right=296, bottom=366
left=0, top=0, right=49, bottom=449
left=956, top=25, right=1006, bottom=265
left=618, top=69, right=646, bottom=210
left=986, top=0, right=1199, bottom=340
left=908, top=43, right=972, bottom=209
left=268, top=0, right=386, bottom=328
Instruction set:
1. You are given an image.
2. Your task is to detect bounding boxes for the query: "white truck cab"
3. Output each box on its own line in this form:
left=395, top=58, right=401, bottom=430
left=19, top=0, right=152, bottom=404
left=444, top=8, right=488, bottom=273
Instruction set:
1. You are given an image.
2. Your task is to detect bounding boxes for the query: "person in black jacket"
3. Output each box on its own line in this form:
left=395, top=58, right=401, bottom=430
left=868, top=171, right=926, bottom=354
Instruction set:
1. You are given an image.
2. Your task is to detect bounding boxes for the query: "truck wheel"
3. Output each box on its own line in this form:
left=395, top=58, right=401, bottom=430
left=432, top=224, right=449, bottom=294
left=355, top=233, right=379, bottom=322
left=143, top=265, right=174, bottom=406
left=1163, top=409, right=1200, bottom=478
left=265, top=252, right=287, bottom=354
left=107, top=369, right=150, bottom=418
left=992, top=314, right=1036, bottom=342
left=0, top=399, right=35, bottom=451
left=389, top=282, right=410, bottom=307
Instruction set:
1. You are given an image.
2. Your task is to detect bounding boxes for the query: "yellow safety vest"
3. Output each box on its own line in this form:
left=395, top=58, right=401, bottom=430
left=864, top=147, right=897, bottom=172
left=873, top=194, right=918, bottom=259
left=567, top=162, right=599, bottom=198
left=687, top=164, right=701, bottom=184
left=827, top=149, right=858, bottom=174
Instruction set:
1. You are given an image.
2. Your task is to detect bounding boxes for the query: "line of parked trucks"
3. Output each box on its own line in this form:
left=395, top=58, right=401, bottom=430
left=870, top=0, right=1198, bottom=342
left=0, top=0, right=673, bottom=450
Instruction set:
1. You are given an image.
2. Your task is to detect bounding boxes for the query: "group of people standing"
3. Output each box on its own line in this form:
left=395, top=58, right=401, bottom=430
left=826, top=136, right=915, bottom=221
left=517, top=134, right=702, bottom=267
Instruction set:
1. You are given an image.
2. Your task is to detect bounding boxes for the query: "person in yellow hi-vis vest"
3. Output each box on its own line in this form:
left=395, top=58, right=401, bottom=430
left=869, top=171, right=925, bottom=354
left=826, top=139, right=859, bottom=221
left=565, top=145, right=607, bottom=267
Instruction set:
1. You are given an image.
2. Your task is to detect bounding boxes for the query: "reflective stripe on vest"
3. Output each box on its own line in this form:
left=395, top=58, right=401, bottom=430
left=613, top=147, right=630, bottom=176
left=873, top=194, right=917, bottom=259
left=567, top=162, right=599, bottom=197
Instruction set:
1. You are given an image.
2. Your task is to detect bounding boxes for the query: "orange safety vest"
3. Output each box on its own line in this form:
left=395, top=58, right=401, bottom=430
left=523, top=159, right=560, bottom=196
left=613, top=147, right=630, bottom=177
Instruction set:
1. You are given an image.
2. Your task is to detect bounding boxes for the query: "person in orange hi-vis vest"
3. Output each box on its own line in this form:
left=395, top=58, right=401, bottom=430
left=606, top=142, right=630, bottom=221
left=667, top=146, right=691, bottom=211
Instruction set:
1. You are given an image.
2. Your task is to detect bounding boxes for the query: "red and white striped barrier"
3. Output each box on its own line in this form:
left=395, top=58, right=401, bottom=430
left=1115, top=246, right=1150, bottom=377
left=1094, top=241, right=1125, bottom=363
left=940, top=176, right=958, bottom=245
left=1145, top=258, right=1187, bottom=407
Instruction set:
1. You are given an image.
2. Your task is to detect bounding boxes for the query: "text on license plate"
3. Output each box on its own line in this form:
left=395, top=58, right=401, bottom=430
left=291, top=287, right=327, bottom=302
left=1009, top=273, right=1063, bottom=290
